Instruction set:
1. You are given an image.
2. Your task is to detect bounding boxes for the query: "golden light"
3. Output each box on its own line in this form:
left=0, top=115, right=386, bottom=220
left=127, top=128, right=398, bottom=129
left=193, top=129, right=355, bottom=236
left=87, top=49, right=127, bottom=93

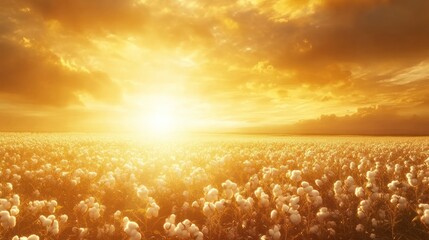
left=131, top=95, right=182, bottom=136
left=147, top=104, right=177, bottom=135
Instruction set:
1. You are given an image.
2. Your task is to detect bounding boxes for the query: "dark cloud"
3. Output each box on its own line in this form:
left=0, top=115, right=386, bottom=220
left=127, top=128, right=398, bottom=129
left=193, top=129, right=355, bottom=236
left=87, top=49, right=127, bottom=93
left=244, top=106, right=429, bottom=135
left=0, top=39, right=122, bottom=106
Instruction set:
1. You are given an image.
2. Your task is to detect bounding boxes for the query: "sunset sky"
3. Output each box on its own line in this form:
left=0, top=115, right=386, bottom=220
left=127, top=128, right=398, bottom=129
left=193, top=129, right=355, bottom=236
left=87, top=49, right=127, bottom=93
left=1, top=0, right=429, bottom=134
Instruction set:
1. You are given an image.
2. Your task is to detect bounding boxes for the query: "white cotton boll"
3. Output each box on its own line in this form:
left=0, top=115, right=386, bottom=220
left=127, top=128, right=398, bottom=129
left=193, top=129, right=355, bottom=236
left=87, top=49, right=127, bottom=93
left=51, top=220, right=59, bottom=234
left=145, top=198, right=160, bottom=219
left=88, top=171, right=97, bottom=179
left=315, top=179, right=323, bottom=187
left=10, top=206, right=19, bottom=216
left=188, top=224, right=198, bottom=235
left=355, top=187, right=365, bottom=198
left=215, top=199, right=225, bottom=211
left=260, top=193, right=270, bottom=208
left=114, top=210, right=121, bottom=220
left=166, top=214, right=176, bottom=224
left=387, top=180, right=400, bottom=191
left=136, top=185, right=149, bottom=200
left=273, top=184, right=282, bottom=198
left=290, top=170, right=302, bottom=182
left=206, top=187, right=219, bottom=202
left=309, top=225, right=319, bottom=234
left=60, top=214, right=68, bottom=223
left=88, top=203, right=101, bottom=220
left=312, top=196, right=323, bottom=207
left=420, top=209, right=429, bottom=224
left=124, top=220, right=141, bottom=239
left=192, top=201, right=200, bottom=208
left=222, top=180, right=238, bottom=199
left=77, top=228, right=89, bottom=238
left=195, top=231, right=204, bottom=240
left=272, top=230, right=281, bottom=240
left=316, top=207, right=329, bottom=221
left=270, top=209, right=278, bottom=220
left=333, top=180, right=342, bottom=195
left=355, top=224, right=364, bottom=232
left=301, top=181, right=309, bottom=188
left=182, top=219, right=191, bottom=228
left=77, top=201, right=88, bottom=213
left=39, top=215, right=48, bottom=226
left=47, top=200, right=58, bottom=213
left=11, top=194, right=20, bottom=206
left=282, top=204, right=289, bottom=214
left=290, top=213, right=301, bottom=225
left=203, top=202, right=215, bottom=217
left=5, top=183, right=13, bottom=192
left=0, top=199, right=11, bottom=210
left=297, top=187, right=305, bottom=196
left=289, top=196, right=300, bottom=205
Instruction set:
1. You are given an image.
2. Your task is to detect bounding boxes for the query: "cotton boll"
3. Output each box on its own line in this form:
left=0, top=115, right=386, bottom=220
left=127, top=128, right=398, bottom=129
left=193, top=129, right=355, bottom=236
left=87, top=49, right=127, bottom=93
left=124, top=219, right=141, bottom=240
left=205, top=187, right=219, bottom=202
left=316, top=207, right=329, bottom=222
left=51, top=220, right=60, bottom=235
left=88, top=203, right=102, bottom=221
left=270, top=209, right=278, bottom=220
left=11, top=194, right=20, bottom=206
left=192, top=201, right=200, bottom=208
left=203, top=202, right=215, bottom=217
left=268, top=224, right=281, bottom=240
left=60, top=214, right=68, bottom=223
left=12, top=235, right=40, bottom=240
left=5, top=183, right=13, bottom=192
left=272, top=184, right=282, bottom=198
left=114, top=210, right=122, bottom=221
left=47, top=200, right=58, bottom=214
left=10, top=206, right=19, bottom=216
left=355, top=224, right=364, bottom=232
left=195, top=231, right=204, bottom=240
left=290, top=213, right=301, bottom=225
left=309, top=225, right=320, bottom=235
left=290, top=170, right=302, bottom=182
left=222, top=180, right=238, bottom=199
left=145, top=198, right=160, bottom=219
left=77, top=201, right=88, bottom=213
left=297, top=187, right=305, bottom=196
left=355, top=187, right=365, bottom=198
left=0, top=210, right=16, bottom=229
left=136, top=185, right=149, bottom=200
left=315, top=179, right=323, bottom=187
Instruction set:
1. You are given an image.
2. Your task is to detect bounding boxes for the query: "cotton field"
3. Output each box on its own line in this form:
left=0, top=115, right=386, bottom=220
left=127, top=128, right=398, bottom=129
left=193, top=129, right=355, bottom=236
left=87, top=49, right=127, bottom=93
left=1, top=134, right=429, bottom=240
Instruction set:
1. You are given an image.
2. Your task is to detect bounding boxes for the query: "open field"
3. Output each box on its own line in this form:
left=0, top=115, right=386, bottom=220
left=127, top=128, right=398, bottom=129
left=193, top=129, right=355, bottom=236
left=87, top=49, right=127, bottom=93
left=1, top=134, right=429, bottom=239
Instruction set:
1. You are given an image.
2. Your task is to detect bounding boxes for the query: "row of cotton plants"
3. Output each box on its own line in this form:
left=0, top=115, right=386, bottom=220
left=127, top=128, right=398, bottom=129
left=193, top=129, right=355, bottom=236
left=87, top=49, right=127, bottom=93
left=0, top=134, right=428, bottom=239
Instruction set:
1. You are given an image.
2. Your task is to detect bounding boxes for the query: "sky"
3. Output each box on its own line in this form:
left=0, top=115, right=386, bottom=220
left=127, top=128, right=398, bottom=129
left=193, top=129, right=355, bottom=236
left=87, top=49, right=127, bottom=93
left=1, top=0, right=429, bottom=135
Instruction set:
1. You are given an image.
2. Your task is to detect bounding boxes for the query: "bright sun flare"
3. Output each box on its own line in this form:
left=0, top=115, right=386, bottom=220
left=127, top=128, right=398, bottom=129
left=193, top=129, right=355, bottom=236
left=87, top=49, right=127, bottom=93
left=147, top=108, right=176, bottom=135
left=135, top=96, right=180, bottom=136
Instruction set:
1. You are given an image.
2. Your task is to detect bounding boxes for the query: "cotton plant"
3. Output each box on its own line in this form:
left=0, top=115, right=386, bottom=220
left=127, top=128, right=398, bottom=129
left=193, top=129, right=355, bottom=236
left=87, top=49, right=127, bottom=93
left=123, top=217, right=142, bottom=240
left=12, top=235, right=39, bottom=240
left=0, top=210, right=16, bottom=229
left=163, top=215, right=204, bottom=240
left=39, top=215, right=60, bottom=235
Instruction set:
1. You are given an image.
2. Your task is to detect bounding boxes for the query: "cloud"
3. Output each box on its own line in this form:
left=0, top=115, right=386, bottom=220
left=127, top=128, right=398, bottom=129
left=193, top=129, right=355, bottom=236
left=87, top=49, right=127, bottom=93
left=245, top=106, right=429, bottom=135
left=0, top=38, right=122, bottom=106
left=18, top=0, right=148, bottom=33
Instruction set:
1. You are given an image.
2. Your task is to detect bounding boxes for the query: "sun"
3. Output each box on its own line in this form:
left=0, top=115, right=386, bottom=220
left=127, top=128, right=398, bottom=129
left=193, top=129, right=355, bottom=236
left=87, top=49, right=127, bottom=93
left=131, top=95, right=181, bottom=137
left=147, top=106, right=176, bottom=135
